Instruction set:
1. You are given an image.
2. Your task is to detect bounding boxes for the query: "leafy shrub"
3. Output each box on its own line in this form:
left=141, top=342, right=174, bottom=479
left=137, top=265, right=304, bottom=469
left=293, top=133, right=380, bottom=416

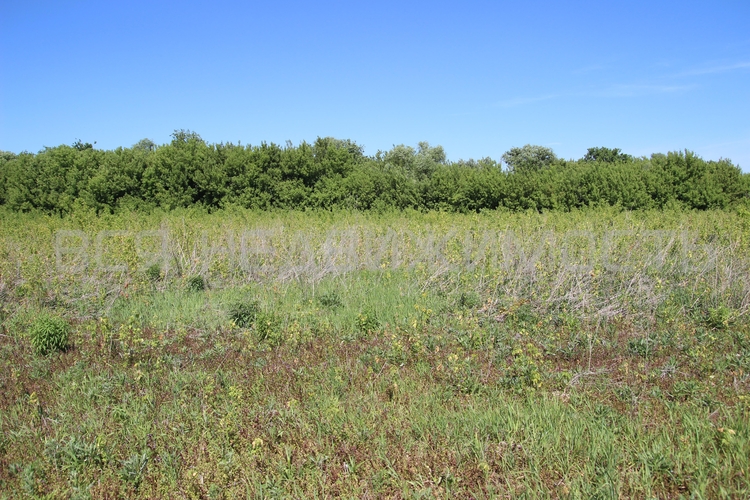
left=256, top=312, right=283, bottom=346
left=457, top=291, right=480, bottom=309
left=627, top=336, right=657, bottom=358
left=357, top=308, right=379, bottom=333
left=705, top=305, right=731, bottom=330
left=29, top=314, right=70, bottom=355
left=444, top=353, right=483, bottom=394
left=145, top=263, right=162, bottom=282
left=500, top=343, right=543, bottom=392
left=1, top=136, right=747, bottom=214
left=502, top=144, right=557, bottom=173
left=670, top=380, right=700, bottom=401
left=228, top=300, right=259, bottom=328
left=17, top=461, right=45, bottom=496
left=186, top=275, right=206, bottom=292
left=318, top=291, right=343, bottom=309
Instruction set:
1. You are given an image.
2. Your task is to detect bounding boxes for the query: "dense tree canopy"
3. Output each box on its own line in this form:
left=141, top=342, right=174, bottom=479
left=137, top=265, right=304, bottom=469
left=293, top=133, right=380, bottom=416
left=0, top=134, right=747, bottom=215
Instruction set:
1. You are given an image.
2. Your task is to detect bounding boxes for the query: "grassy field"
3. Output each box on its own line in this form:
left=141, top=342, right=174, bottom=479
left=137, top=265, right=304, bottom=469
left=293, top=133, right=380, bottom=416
left=1, top=206, right=749, bottom=498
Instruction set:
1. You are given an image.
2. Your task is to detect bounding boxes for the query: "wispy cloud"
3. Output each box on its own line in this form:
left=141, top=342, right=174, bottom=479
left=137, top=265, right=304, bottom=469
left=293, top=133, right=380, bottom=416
left=494, top=94, right=557, bottom=108
left=570, top=63, right=611, bottom=75
left=492, top=70, right=706, bottom=108
left=595, top=84, right=694, bottom=97
left=700, top=135, right=750, bottom=149
left=676, top=61, right=750, bottom=77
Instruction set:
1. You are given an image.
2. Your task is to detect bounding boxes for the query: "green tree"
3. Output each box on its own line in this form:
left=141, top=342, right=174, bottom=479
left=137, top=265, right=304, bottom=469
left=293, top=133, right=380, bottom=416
left=85, top=147, right=149, bottom=212
left=142, top=131, right=211, bottom=209
left=133, top=138, right=157, bottom=152
left=502, top=145, right=557, bottom=173
left=170, top=129, right=203, bottom=145
left=382, top=142, right=446, bottom=180
left=0, top=150, right=17, bottom=205
left=582, top=147, right=632, bottom=163
left=72, top=139, right=95, bottom=151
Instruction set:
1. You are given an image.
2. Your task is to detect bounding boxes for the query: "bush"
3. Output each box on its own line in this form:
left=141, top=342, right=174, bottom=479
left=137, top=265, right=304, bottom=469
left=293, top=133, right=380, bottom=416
left=357, top=308, right=379, bottom=333
left=705, top=305, right=731, bottom=330
left=228, top=300, right=260, bottom=328
left=145, top=263, right=162, bottom=282
left=255, top=312, right=283, bottom=346
left=318, top=291, right=343, bottom=309
left=186, top=275, right=206, bottom=292
left=29, top=314, right=70, bottom=355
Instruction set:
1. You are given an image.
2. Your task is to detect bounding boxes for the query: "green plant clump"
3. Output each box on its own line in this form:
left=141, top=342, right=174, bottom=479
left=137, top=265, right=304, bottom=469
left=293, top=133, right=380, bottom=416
left=318, top=291, right=343, bottom=309
left=228, top=300, right=260, bottom=328
left=186, top=275, right=206, bottom=292
left=29, top=314, right=70, bottom=355
left=145, top=263, right=162, bottom=282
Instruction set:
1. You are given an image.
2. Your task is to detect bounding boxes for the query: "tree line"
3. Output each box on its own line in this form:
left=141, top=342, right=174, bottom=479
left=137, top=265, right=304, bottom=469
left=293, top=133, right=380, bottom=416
left=0, top=131, right=747, bottom=215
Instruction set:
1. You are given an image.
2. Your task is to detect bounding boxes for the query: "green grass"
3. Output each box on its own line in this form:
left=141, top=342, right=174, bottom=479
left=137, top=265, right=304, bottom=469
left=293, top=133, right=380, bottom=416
left=0, top=206, right=749, bottom=497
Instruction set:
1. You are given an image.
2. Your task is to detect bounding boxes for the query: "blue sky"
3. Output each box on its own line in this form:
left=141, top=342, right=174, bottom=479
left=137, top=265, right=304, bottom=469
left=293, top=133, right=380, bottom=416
left=2, top=0, right=749, bottom=169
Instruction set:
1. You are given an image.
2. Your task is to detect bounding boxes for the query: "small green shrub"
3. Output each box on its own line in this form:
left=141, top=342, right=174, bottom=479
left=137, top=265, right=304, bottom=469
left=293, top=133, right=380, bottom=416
left=627, top=336, right=656, bottom=358
left=457, top=291, right=480, bottom=309
left=445, top=354, right=483, bottom=394
left=145, top=263, right=162, bottom=282
left=186, top=275, right=206, bottom=292
left=256, top=312, right=283, bottom=346
left=229, top=300, right=259, bottom=328
left=318, top=291, right=343, bottom=309
left=19, top=461, right=45, bottom=496
left=705, top=305, right=731, bottom=330
left=500, top=343, right=543, bottom=392
left=357, top=308, right=379, bottom=333
left=670, top=380, right=700, bottom=401
left=29, top=314, right=70, bottom=355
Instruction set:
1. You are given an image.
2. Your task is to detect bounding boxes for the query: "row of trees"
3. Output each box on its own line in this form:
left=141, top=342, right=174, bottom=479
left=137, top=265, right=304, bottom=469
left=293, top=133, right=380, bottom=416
left=1, top=132, right=747, bottom=215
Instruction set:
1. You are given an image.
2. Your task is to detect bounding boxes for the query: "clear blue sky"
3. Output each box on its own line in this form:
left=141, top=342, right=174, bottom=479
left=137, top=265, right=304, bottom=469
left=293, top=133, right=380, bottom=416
left=2, top=0, right=749, bottom=169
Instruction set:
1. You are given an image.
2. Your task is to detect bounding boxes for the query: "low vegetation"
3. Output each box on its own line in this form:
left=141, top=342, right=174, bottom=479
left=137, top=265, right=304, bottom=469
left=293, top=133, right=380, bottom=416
left=0, top=206, right=749, bottom=497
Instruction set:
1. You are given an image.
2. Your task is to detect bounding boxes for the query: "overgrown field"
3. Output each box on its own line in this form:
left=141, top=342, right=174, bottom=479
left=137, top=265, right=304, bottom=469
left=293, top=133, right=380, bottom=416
left=1, top=206, right=750, bottom=498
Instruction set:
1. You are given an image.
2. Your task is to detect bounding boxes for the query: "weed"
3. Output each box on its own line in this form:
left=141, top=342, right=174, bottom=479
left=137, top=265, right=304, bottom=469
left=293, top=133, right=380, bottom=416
left=705, top=305, right=732, bottom=330
left=628, top=336, right=657, bottom=358
left=228, top=300, right=259, bottom=328
left=457, top=291, right=480, bottom=309
left=45, top=436, right=106, bottom=473
left=500, top=343, right=544, bottom=392
left=187, top=275, right=206, bottom=292
left=444, top=353, right=483, bottom=394
left=145, top=263, right=162, bottom=282
left=29, top=312, right=70, bottom=355
left=318, top=290, right=343, bottom=309
left=256, top=311, right=283, bottom=346
left=19, top=461, right=46, bottom=496
left=119, top=452, right=149, bottom=488
left=670, top=380, right=700, bottom=401
left=357, top=308, right=379, bottom=334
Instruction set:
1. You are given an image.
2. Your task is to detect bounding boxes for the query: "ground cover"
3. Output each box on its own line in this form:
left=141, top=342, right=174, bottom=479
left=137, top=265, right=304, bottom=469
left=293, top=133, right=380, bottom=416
left=1, top=206, right=749, bottom=498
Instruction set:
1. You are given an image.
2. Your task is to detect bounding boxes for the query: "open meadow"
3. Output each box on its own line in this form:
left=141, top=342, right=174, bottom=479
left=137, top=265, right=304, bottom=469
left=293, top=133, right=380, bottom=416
left=1, top=206, right=749, bottom=498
